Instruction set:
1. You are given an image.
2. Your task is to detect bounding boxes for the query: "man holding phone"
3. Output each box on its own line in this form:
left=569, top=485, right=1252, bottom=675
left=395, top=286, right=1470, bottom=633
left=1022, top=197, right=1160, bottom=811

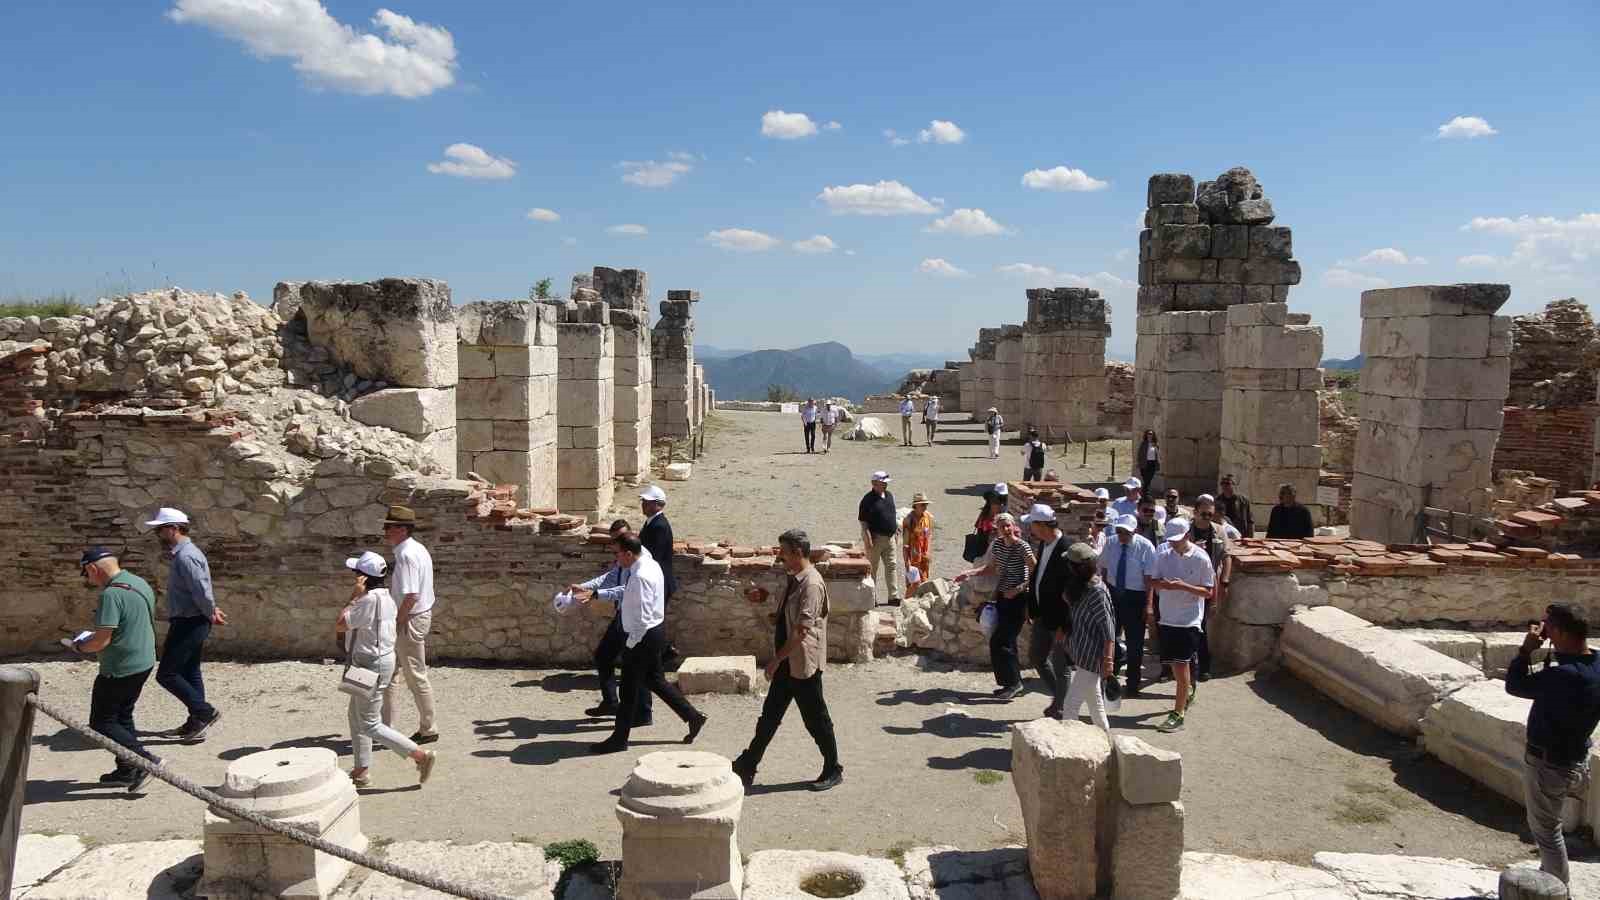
left=1506, top=603, right=1600, bottom=887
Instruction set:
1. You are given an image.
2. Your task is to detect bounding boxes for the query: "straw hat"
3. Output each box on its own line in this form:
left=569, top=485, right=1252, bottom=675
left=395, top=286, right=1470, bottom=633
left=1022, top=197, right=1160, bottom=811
left=911, top=492, right=931, bottom=505
left=383, top=505, right=418, bottom=527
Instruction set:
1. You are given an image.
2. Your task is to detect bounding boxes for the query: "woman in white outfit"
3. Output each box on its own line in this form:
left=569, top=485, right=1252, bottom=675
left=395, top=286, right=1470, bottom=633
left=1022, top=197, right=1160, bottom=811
left=337, top=551, right=438, bottom=787
left=1057, top=544, right=1116, bottom=733
left=985, top=407, right=1004, bottom=459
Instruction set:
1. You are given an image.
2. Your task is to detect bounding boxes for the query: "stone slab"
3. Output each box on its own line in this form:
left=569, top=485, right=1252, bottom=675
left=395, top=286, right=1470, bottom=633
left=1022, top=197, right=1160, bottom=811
left=743, top=850, right=909, bottom=900
left=1114, top=735, right=1182, bottom=805
left=1228, top=573, right=1329, bottom=626
left=900, top=845, right=1039, bottom=900
left=1011, top=718, right=1112, bottom=900
left=674, top=656, right=758, bottom=694
left=350, top=387, right=455, bottom=438
left=1280, top=606, right=1483, bottom=736
left=1310, top=852, right=1497, bottom=900
left=298, top=278, right=458, bottom=389
left=1112, top=800, right=1183, bottom=900
left=1178, top=852, right=1353, bottom=899
left=342, top=840, right=556, bottom=899
left=11, top=833, right=88, bottom=897
left=23, top=839, right=204, bottom=900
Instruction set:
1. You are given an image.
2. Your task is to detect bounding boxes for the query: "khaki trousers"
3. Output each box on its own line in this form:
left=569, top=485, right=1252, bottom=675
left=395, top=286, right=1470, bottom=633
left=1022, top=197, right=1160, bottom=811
left=867, top=536, right=898, bottom=601
left=382, top=610, right=436, bottom=735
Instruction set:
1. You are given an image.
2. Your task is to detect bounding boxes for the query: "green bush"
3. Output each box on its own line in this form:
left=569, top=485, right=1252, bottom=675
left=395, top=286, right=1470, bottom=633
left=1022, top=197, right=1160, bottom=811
left=544, top=838, right=600, bottom=871
left=0, top=293, right=85, bottom=319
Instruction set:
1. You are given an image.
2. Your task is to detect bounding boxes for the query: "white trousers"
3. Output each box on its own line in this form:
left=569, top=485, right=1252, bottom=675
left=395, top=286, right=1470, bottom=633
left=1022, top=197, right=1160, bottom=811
left=1058, top=665, right=1111, bottom=733
left=989, top=432, right=1001, bottom=458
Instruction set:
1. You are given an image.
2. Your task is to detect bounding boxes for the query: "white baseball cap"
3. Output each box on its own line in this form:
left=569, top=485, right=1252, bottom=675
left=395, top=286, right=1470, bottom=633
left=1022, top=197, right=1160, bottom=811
left=1114, top=514, right=1137, bottom=534
left=871, top=470, right=892, bottom=483
left=145, top=507, right=190, bottom=528
left=1094, top=488, right=1110, bottom=500
left=1021, top=503, right=1057, bottom=525
left=1165, top=518, right=1191, bottom=542
left=1196, top=493, right=1216, bottom=504
left=993, top=482, right=1008, bottom=496
left=1123, top=477, right=1142, bottom=491
left=345, top=551, right=387, bottom=577
left=639, top=485, right=667, bottom=503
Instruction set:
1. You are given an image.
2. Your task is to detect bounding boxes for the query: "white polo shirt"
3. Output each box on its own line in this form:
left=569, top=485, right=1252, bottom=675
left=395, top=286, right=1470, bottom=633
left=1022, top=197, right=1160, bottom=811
left=392, top=537, right=436, bottom=616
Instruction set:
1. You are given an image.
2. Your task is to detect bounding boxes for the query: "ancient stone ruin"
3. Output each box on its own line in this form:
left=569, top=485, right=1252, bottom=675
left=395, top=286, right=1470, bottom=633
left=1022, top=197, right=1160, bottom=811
left=652, top=290, right=698, bottom=439
left=456, top=301, right=560, bottom=509
left=1494, top=298, right=1600, bottom=493
left=1020, top=287, right=1110, bottom=442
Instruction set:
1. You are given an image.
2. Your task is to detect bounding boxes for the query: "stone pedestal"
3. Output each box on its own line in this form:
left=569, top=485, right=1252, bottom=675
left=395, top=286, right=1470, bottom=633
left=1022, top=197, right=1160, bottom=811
left=556, top=303, right=616, bottom=520
left=1350, top=284, right=1513, bottom=543
left=199, top=748, right=366, bottom=899
left=1011, top=719, right=1112, bottom=900
left=616, top=751, right=743, bottom=900
left=455, top=301, right=559, bottom=508
left=1220, top=303, right=1324, bottom=526
left=1109, top=736, right=1184, bottom=900
left=993, top=325, right=1025, bottom=425
left=652, top=290, right=698, bottom=439
left=594, top=267, right=653, bottom=481
left=1021, top=288, right=1110, bottom=442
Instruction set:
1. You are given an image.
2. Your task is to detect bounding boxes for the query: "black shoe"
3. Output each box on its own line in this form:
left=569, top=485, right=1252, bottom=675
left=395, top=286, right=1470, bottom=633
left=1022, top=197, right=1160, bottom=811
left=589, top=739, right=627, bottom=755
left=999, top=683, right=1026, bottom=700
left=663, top=645, right=683, bottom=665
left=1197, top=672, right=1212, bottom=683
left=810, top=768, right=845, bottom=792
left=1124, top=686, right=1143, bottom=699
left=730, top=757, right=755, bottom=789
left=887, top=597, right=902, bottom=607
left=991, top=686, right=1009, bottom=696
left=684, top=714, right=708, bottom=745
left=179, top=711, right=222, bottom=742
left=410, top=731, right=439, bottom=745
left=126, top=759, right=161, bottom=794
left=99, top=769, right=134, bottom=785
left=635, top=717, right=654, bottom=728
left=585, top=702, right=619, bottom=718
left=1043, top=705, right=1062, bottom=719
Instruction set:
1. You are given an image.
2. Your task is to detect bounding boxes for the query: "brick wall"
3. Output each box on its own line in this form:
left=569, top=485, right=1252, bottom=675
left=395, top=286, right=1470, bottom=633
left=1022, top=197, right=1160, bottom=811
left=1493, top=404, right=1598, bottom=494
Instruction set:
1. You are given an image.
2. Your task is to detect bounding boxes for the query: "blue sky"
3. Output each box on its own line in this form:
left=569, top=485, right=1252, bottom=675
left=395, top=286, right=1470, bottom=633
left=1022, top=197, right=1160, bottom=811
left=2, top=1, right=1596, bottom=359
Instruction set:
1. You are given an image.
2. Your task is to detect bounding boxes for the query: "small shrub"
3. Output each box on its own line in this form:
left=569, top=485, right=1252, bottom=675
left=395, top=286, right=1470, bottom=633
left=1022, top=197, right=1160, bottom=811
left=0, top=293, right=85, bottom=319
left=529, top=278, right=554, bottom=300
left=973, top=770, right=1004, bottom=786
left=544, top=838, right=600, bottom=871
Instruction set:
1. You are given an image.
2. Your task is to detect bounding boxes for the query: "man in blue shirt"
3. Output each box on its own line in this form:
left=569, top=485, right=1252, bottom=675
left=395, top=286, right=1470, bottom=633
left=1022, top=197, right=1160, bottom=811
left=1098, top=515, right=1157, bottom=697
left=1506, top=603, right=1600, bottom=887
left=147, top=508, right=227, bottom=741
left=572, top=519, right=651, bottom=725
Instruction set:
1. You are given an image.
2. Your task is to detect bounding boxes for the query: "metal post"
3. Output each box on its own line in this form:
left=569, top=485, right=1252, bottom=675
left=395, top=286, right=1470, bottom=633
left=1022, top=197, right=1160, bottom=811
left=1082, top=440, right=1088, bottom=468
left=0, top=666, right=40, bottom=898
left=1109, top=448, right=1117, bottom=483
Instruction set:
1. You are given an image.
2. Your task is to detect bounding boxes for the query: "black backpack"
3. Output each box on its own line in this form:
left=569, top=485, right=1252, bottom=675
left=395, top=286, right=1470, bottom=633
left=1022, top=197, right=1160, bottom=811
left=1029, top=441, right=1045, bottom=469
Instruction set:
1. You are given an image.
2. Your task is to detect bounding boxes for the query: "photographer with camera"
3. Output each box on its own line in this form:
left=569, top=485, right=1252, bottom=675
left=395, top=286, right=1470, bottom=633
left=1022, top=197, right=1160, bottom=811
left=1506, top=603, right=1600, bottom=887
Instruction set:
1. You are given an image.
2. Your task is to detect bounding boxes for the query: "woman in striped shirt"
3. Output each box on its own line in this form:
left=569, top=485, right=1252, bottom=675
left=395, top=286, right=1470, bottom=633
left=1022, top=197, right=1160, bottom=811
left=955, top=513, right=1036, bottom=699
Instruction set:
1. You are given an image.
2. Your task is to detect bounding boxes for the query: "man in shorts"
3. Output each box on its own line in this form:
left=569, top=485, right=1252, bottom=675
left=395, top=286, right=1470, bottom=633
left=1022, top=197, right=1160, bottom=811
left=1147, top=519, right=1214, bottom=733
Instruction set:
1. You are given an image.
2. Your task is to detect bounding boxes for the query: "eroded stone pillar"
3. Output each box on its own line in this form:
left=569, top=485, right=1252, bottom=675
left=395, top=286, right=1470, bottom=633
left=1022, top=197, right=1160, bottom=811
left=652, top=290, right=697, bottom=439
left=592, top=267, right=652, bottom=481
left=994, top=324, right=1025, bottom=426
left=616, top=751, right=743, bottom=900
left=455, top=301, right=558, bottom=508
left=1221, top=303, right=1324, bottom=527
left=969, top=328, right=1000, bottom=421
left=1022, top=288, right=1110, bottom=442
left=555, top=300, right=616, bottom=519
left=692, top=363, right=707, bottom=431
left=1350, top=284, right=1513, bottom=543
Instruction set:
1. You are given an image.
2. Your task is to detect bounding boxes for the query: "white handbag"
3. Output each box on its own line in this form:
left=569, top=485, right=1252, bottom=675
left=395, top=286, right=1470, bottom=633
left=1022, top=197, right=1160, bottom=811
left=338, top=590, right=388, bottom=699
left=978, top=603, right=999, bottom=639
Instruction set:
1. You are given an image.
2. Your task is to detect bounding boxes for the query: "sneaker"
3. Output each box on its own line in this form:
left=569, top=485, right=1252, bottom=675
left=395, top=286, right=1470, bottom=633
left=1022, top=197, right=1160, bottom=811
left=810, top=768, right=845, bottom=792
left=349, top=770, right=371, bottom=788
left=415, top=750, right=437, bottom=784
left=998, top=683, right=1026, bottom=700
left=584, top=702, right=619, bottom=718
left=1043, top=705, right=1062, bottom=719
left=99, top=768, right=134, bottom=785
left=1187, top=687, right=1197, bottom=709
left=179, top=710, right=222, bottom=742
left=410, top=731, right=439, bottom=745
left=1157, top=712, right=1185, bottom=733
left=1197, top=672, right=1212, bottom=683
left=126, top=758, right=161, bottom=794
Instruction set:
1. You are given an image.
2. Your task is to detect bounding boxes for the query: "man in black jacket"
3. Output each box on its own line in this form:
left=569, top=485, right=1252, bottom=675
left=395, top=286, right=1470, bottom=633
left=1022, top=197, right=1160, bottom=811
left=1265, top=483, right=1314, bottom=539
left=639, top=484, right=678, bottom=670
left=1506, top=603, right=1600, bottom=887
left=1216, top=474, right=1254, bottom=537
left=1023, top=503, right=1073, bottom=718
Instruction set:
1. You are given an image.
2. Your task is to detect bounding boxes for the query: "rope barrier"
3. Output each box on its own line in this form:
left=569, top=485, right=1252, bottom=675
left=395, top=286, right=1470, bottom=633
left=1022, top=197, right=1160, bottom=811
left=24, top=692, right=518, bottom=900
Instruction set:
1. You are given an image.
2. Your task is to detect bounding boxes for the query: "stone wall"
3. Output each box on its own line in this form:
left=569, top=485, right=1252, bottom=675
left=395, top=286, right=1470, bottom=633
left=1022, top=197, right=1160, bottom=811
left=591, top=267, right=652, bottom=481
left=652, top=290, right=697, bottom=439
left=956, top=361, right=975, bottom=416
left=967, top=327, right=1000, bottom=420
left=1220, top=303, right=1324, bottom=527
left=454, top=302, right=559, bottom=509
left=1318, top=384, right=1358, bottom=474
left=1098, top=362, right=1135, bottom=439
left=553, top=301, right=616, bottom=520
left=1507, top=298, right=1598, bottom=407
left=1495, top=405, right=1598, bottom=495
left=930, top=362, right=962, bottom=412
left=1350, top=284, right=1513, bottom=542
left=1020, top=288, right=1110, bottom=442
left=1133, top=309, right=1225, bottom=493
left=992, top=325, right=1024, bottom=426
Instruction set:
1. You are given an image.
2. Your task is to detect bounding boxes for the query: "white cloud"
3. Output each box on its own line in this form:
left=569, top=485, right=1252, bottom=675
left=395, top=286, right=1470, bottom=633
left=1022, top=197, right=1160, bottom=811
left=168, top=0, right=456, bottom=98
left=1113, top=248, right=1132, bottom=262
left=1021, top=166, right=1109, bottom=192
left=743, top=155, right=756, bottom=164
left=761, top=110, right=819, bottom=139
left=1437, top=115, right=1498, bottom=139
left=996, top=264, right=1131, bottom=291
left=823, top=120, right=842, bottom=131
left=919, top=258, right=970, bottom=278
left=883, top=129, right=911, bottom=147
left=925, top=208, right=1010, bottom=236
left=1458, top=254, right=1500, bottom=267
left=1322, top=268, right=1392, bottom=290
left=997, top=262, right=1055, bottom=280
left=706, top=228, right=781, bottom=252
left=1462, top=213, right=1600, bottom=273
left=818, top=180, right=941, bottom=216
left=619, top=159, right=692, bottom=188
left=792, top=235, right=837, bottom=254
left=917, top=120, right=966, bottom=144
left=561, top=236, right=579, bottom=247
left=607, top=224, right=648, bottom=236
left=526, top=208, right=560, bottom=223
left=668, top=150, right=700, bottom=161
left=426, top=143, right=516, bottom=179
left=1357, top=247, right=1427, bottom=265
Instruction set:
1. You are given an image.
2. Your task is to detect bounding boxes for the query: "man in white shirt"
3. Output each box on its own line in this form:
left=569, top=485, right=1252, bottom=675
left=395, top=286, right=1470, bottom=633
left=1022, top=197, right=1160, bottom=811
left=382, top=505, right=437, bottom=744
left=1147, top=519, right=1215, bottom=733
left=923, top=395, right=940, bottom=445
left=898, top=396, right=915, bottom=447
left=800, top=399, right=819, bottom=454
left=820, top=401, right=838, bottom=453
left=1100, top=515, right=1158, bottom=697
left=1110, top=477, right=1165, bottom=526
left=590, top=534, right=708, bottom=754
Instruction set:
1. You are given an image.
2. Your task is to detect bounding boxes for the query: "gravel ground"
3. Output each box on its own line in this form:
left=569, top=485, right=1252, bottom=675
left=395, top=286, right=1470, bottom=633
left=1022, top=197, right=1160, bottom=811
left=20, top=656, right=1538, bottom=868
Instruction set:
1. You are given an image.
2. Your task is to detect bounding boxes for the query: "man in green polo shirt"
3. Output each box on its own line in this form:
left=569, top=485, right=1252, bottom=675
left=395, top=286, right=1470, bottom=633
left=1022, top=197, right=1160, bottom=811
left=70, top=547, right=162, bottom=793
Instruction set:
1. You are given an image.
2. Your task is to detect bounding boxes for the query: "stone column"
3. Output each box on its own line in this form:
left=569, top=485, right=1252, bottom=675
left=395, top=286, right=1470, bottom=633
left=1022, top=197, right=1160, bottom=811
left=556, top=300, right=616, bottom=519
left=968, top=328, right=1000, bottom=420
left=957, top=360, right=975, bottom=415
left=692, top=363, right=707, bottom=431
left=592, top=267, right=652, bottom=482
left=1220, top=303, right=1324, bottom=528
left=1021, top=288, right=1110, bottom=442
left=295, top=278, right=459, bottom=474
left=652, top=290, right=697, bottom=439
left=1133, top=168, right=1303, bottom=496
left=993, top=325, right=1025, bottom=425
left=616, top=751, right=742, bottom=900
left=454, top=302, right=559, bottom=509
left=1350, top=284, right=1513, bottom=543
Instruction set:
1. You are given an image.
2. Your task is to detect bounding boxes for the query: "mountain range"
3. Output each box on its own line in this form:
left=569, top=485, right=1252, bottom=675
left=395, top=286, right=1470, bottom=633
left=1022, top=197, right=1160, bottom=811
left=700, top=341, right=911, bottom=402
left=1321, top=354, right=1365, bottom=370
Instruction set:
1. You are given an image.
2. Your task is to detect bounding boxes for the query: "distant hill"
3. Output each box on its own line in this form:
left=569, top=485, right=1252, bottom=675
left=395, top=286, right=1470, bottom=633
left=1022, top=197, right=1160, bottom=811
left=701, top=341, right=898, bottom=402
left=1322, top=354, right=1364, bottom=370
left=694, top=344, right=751, bottom=361
left=855, top=351, right=962, bottom=380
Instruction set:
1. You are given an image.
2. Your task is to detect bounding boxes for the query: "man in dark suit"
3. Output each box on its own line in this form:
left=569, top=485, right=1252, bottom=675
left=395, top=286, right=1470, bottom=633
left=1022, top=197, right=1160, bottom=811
left=1023, top=503, right=1074, bottom=718
left=638, top=485, right=680, bottom=663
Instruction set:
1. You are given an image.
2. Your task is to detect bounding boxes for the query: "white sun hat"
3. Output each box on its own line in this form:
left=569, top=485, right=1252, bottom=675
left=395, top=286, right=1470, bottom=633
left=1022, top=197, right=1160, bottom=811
left=345, top=551, right=387, bottom=577
left=144, top=507, right=190, bottom=528
left=639, top=485, right=667, bottom=503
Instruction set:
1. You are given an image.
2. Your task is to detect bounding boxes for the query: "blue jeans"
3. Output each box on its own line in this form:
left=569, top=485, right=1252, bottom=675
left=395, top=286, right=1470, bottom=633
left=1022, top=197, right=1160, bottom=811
left=156, top=616, right=216, bottom=722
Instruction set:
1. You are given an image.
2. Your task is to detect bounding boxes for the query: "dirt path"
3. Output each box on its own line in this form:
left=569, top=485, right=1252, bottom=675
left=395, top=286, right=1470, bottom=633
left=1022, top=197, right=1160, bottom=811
left=20, top=657, right=1536, bottom=868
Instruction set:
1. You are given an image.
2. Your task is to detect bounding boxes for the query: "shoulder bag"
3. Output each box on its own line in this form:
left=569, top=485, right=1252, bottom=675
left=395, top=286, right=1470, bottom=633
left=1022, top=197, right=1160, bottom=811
left=338, top=591, right=388, bottom=700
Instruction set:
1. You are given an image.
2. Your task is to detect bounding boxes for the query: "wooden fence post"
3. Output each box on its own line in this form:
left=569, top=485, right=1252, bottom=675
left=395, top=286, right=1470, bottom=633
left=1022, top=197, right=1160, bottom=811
left=0, top=666, right=40, bottom=899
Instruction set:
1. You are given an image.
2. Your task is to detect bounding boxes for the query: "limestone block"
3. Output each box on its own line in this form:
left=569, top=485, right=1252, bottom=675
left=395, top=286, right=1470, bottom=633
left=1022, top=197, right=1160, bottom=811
left=557, top=379, right=614, bottom=429
left=493, top=419, right=551, bottom=452
left=1147, top=174, right=1195, bottom=206
left=1205, top=612, right=1280, bottom=674
left=459, top=377, right=541, bottom=421
left=494, top=345, right=559, bottom=378
left=350, top=387, right=455, bottom=438
left=675, top=655, right=758, bottom=694
left=1155, top=224, right=1212, bottom=258
left=662, top=462, right=692, bottom=481
left=346, top=841, right=555, bottom=899
left=742, top=851, right=908, bottom=900
left=1112, top=801, right=1183, bottom=900
left=418, top=428, right=456, bottom=477
left=457, top=418, right=494, bottom=452
left=1177, top=852, right=1351, bottom=900
left=1220, top=389, right=1319, bottom=447
left=1359, top=283, right=1511, bottom=319
left=1310, top=852, right=1498, bottom=900
left=12, top=833, right=88, bottom=895
left=1392, top=628, right=1486, bottom=671
left=458, top=346, right=496, bottom=379
left=1114, top=735, right=1182, bottom=805
left=25, top=839, right=203, bottom=900
left=616, top=751, right=743, bottom=900
left=1227, top=574, right=1328, bottom=626
left=297, top=278, right=458, bottom=388
left=1011, top=718, right=1112, bottom=900
left=559, top=323, right=613, bottom=360
left=1280, top=606, right=1483, bottom=736
left=1360, top=313, right=1492, bottom=360
left=829, top=577, right=879, bottom=613
left=901, top=846, right=1039, bottom=900
left=558, top=447, right=612, bottom=488
left=1479, top=633, right=1528, bottom=679
left=1248, top=226, right=1293, bottom=260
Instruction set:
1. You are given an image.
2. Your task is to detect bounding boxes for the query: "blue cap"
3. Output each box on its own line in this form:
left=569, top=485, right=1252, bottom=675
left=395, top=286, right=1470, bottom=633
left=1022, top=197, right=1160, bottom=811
left=79, top=546, right=115, bottom=569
